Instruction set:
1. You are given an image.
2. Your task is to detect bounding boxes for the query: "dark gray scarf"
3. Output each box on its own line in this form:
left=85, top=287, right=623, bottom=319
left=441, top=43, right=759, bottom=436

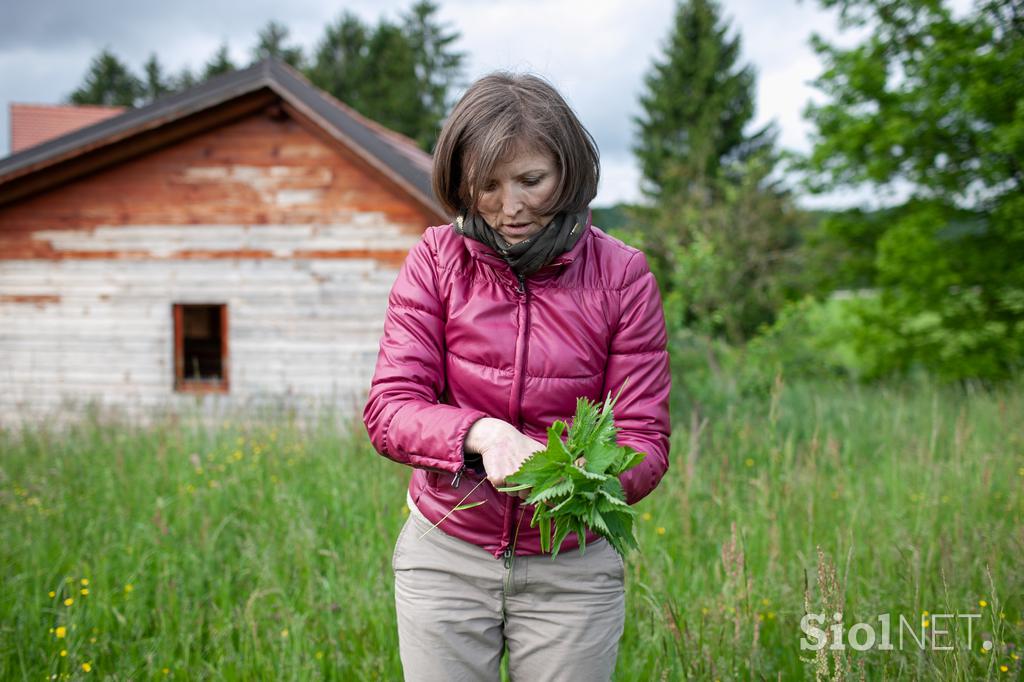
left=453, top=210, right=589, bottom=278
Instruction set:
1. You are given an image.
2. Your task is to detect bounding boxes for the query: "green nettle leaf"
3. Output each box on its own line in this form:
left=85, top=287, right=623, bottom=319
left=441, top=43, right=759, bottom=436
left=499, top=386, right=647, bottom=559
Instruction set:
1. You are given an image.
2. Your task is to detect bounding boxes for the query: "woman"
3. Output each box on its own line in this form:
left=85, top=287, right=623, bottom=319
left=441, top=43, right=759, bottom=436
left=363, top=72, right=671, bottom=681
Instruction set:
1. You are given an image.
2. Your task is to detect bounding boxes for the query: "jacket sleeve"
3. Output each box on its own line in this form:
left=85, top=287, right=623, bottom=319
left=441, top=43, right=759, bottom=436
left=603, top=251, right=672, bottom=505
left=363, top=231, right=488, bottom=474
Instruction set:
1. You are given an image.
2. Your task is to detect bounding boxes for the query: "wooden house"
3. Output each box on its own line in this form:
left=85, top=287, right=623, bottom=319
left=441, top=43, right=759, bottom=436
left=0, top=59, right=444, bottom=425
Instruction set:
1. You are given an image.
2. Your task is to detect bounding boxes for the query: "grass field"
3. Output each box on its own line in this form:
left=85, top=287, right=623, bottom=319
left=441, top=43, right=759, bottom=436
left=1, top=375, right=1022, bottom=680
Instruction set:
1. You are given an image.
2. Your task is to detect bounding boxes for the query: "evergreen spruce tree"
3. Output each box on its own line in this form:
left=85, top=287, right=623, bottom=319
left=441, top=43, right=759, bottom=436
left=308, top=12, right=372, bottom=113
left=401, top=0, right=465, bottom=150
left=627, top=0, right=804, bottom=343
left=307, top=3, right=464, bottom=151
left=252, top=20, right=304, bottom=68
left=203, top=44, right=237, bottom=80
left=142, top=54, right=171, bottom=103
left=360, top=21, right=425, bottom=141
left=68, top=49, right=143, bottom=107
left=634, top=0, right=770, bottom=200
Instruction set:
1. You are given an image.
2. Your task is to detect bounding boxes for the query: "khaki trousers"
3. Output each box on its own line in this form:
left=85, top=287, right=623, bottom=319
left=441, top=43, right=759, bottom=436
left=392, top=504, right=626, bottom=681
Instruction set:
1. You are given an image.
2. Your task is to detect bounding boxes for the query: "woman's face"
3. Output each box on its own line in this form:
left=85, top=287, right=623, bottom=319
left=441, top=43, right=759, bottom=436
left=475, top=145, right=559, bottom=245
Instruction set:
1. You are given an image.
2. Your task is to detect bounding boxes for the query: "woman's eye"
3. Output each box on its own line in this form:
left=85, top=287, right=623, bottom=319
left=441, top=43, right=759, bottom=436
left=523, top=177, right=541, bottom=187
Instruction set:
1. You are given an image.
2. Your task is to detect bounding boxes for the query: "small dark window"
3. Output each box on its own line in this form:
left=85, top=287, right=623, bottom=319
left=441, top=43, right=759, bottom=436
left=173, top=303, right=229, bottom=393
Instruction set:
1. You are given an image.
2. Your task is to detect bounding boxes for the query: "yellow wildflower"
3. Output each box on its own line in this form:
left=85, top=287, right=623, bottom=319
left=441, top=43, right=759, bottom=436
left=55, top=626, right=66, bottom=638
left=82, top=662, right=91, bottom=672
left=980, top=599, right=988, bottom=608
left=81, top=588, right=89, bottom=596
left=744, top=458, right=754, bottom=467
left=1012, top=653, right=1020, bottom=661
left=80, top=579, right=88, bottom=586
left=1001, top=665, right=1008, bottom=673
left=124, top=584, right=134, bottom=593
left=922, top=610, right=929, bottom=616
left=280, top=628, right=289, bottom=638
left=90, top=637, right=96, bottom=644
left=64, top=598, right=74, bottom=607
left=761, top=598, right=770, bottom=606
left=315, top=651, right=324, bottom=660
left=656, top=527, right=666, bottom=535
left=60, top=650, right=67, bottom=657
left=48, top=591, right=55, bottom=598
left=767, top=612, right=776, bottom=620
left=641, top=512, right=652, bottom=521
left=923, top=620, right=930, bottom=628
left=701, top=607, right=709, bottom=615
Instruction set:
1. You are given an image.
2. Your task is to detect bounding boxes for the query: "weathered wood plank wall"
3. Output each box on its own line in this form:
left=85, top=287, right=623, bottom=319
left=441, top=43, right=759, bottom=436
left=0, top=111, right=435, bottom=424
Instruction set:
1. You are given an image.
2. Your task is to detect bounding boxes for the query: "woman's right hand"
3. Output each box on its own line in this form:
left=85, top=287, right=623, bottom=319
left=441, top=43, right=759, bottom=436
left=464, top=418, right=545, bottom=498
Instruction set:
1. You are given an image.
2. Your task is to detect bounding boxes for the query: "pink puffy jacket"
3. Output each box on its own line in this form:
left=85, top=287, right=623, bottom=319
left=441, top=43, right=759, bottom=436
left=363, top=216, right=671, bottom=560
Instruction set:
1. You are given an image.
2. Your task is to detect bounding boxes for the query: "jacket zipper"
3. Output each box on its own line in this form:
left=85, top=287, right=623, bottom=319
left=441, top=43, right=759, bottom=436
left=499, top=272, right=529, bottom=560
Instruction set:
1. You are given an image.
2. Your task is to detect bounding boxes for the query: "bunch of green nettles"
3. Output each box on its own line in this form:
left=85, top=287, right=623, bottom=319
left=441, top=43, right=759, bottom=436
left=498, top=390, right=646, bottom=559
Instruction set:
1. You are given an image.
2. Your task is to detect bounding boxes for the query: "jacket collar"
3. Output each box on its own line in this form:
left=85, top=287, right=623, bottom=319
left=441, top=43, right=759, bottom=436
left=463, top=210, right=593, bottom=272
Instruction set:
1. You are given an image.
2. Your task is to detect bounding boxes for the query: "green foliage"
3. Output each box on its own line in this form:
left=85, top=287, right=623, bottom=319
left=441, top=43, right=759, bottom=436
left=798, top=207, right=891, bottom=296
left=307, top=2, right=464, bottom=151
left=203, top=44, right=237, bottom=80
left=401, top=0, right=466, bottom=150
left=627, top=0, right=807, bottom=344
left=141, top=54, right=172, bottom=103
left=308, top=12, right=373, bottom=112
left=68, top=49, right=143, bottom=107
left=500, top=391, right=646, bottom=558
left=65, top=2, right=463, bottom=150
left=803, top=0, right=1024, bottom=379
left=615, top=152, right=808, bottom=344
left=633, top=0, right=772, bottom=200
left=251, top=20, right=305, bottom=68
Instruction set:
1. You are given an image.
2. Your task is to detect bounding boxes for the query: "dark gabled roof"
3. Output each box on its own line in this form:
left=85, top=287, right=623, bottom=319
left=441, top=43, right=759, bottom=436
left=0, top=59, right=443, bottom=218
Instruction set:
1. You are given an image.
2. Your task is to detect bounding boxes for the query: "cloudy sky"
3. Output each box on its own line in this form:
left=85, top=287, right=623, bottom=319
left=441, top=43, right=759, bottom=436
left=0, top=0, right=971, bottom=207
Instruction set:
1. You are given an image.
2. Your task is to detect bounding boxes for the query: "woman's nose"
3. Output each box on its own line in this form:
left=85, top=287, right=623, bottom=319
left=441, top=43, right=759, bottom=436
left=500, top=187, right=524, bottom=216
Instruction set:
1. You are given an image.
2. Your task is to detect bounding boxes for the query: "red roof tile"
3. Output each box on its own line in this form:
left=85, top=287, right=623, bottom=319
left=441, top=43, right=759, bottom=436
left=10, top=103, right=126, bottom=153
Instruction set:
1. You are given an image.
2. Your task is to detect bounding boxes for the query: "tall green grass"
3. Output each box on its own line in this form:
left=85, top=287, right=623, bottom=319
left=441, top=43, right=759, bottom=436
left=1, top=376, right=1021, bottom=680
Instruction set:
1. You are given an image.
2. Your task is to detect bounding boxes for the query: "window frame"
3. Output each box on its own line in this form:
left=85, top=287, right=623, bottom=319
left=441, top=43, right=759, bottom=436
left=172, top=303, right=230, bottom=394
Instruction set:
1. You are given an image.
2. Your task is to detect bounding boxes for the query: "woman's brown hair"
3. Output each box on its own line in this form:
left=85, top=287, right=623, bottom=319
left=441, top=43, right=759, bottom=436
left=432, top=72, right=600, bottom=218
